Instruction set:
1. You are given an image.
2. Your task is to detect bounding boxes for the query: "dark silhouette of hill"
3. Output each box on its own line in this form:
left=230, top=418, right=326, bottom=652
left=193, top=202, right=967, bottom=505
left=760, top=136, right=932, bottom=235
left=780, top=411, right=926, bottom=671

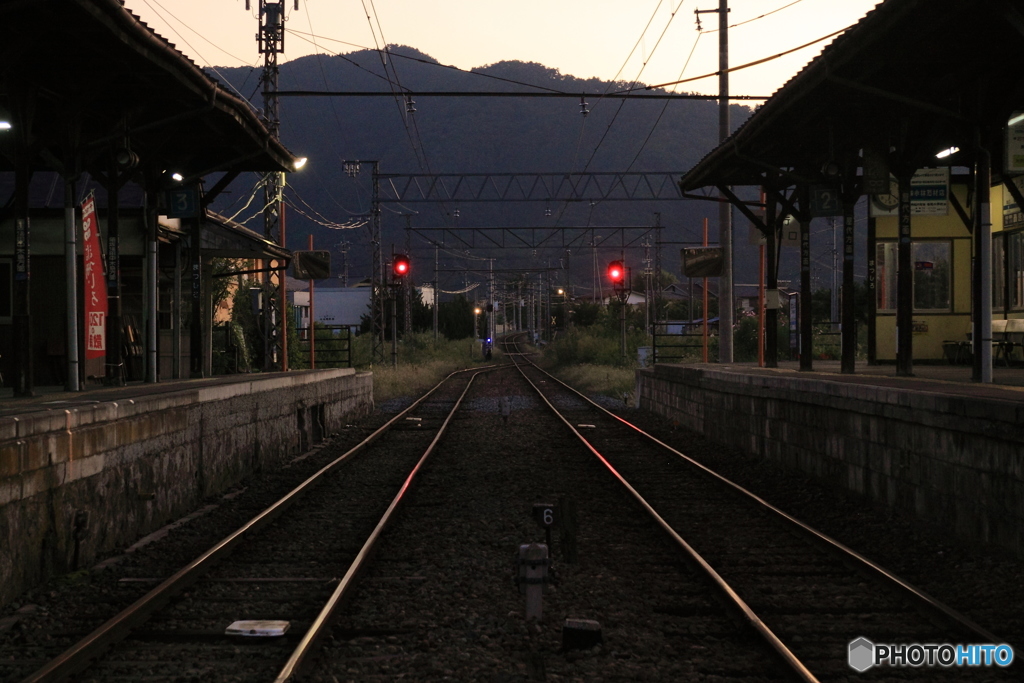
left=209, top=47, right=757, bottom=293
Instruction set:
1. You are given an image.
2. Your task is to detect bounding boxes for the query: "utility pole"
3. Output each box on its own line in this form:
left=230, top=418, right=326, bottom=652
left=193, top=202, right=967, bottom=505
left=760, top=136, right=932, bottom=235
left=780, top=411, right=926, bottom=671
left=338, top=240, right=350, bottom=287
left=248, top=0, right=296, bottom=370
left=696, top=1, right=732, bottom=363
left=433, top=244, right=439, bottom=341
left=343, top=159, right=384, bottom=363
left=404, top=216, right=412, bottom=334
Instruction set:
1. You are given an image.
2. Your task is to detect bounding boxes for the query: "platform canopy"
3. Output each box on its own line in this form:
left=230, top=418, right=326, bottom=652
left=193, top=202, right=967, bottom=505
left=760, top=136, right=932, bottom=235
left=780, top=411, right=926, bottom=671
left=0, top=0, right=299, bottom=180
left=679, top=0, right=1024, bottom=192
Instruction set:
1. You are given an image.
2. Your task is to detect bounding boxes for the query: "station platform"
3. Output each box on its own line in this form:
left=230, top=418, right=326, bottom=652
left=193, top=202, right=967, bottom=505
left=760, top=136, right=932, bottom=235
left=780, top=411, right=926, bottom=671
left=636, top=359, right=1024, bottom=559
left=0, top=368, right=374, bottom=607
left=0, top=372, right=337, bottom=418
left=710, top=359, right=1024, bottom=402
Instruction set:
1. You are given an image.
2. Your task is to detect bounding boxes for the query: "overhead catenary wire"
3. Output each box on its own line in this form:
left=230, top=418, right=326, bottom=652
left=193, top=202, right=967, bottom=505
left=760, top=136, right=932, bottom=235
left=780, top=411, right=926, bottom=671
left=623, top=27, right=704, bottom=173
left=577, top=0, right=689, bottom=178
left=139, top=0, right=262, bottom=111
left=285, top=29, right=570, bottom=94
left=553, top=0, right=688, bottom=231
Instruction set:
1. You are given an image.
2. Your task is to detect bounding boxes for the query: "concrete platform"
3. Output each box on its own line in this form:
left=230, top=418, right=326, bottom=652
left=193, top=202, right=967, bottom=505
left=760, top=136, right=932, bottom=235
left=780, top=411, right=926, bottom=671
left=0, top=372, right=341, bottom=418
left=0, top=369, right=374, bottom=608
left=636, top=360, right=1024, bottom=558
left=710, top=359, right=1024, bottom=400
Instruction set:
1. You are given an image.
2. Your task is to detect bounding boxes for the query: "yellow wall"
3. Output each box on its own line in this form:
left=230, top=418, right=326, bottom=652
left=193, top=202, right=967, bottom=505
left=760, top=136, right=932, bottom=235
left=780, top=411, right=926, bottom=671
left=873, top=183, right=973, bottom=360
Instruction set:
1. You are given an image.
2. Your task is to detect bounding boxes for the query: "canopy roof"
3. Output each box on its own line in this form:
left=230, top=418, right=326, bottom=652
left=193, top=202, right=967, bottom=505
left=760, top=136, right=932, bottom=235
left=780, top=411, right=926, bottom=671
left=0, top=0, right=298, bottom=179
left=680, top=0, right=1024, bottom=191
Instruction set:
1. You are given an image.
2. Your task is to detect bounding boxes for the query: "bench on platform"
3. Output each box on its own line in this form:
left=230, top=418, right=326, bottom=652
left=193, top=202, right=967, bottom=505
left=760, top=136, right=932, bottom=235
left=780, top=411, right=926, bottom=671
left=943, top=318, right=1024, bottom=366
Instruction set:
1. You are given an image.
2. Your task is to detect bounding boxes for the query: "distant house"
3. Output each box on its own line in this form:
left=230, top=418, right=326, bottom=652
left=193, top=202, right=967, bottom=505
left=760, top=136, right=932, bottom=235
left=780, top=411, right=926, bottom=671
left=292, top=287, right=371, bottom=332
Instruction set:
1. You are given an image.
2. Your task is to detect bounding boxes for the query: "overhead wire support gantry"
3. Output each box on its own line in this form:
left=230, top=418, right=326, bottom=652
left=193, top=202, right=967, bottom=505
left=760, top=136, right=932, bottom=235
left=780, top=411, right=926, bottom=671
left=248, top=0, right=299, bottom=370
left=376, top=172, right=689, bottom=204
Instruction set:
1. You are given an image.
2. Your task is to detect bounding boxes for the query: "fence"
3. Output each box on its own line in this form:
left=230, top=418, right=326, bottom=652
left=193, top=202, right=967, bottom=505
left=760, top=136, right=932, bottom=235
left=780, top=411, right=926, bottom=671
left=297, top=325, right=353, bottom=368
left=652, top=321, right=716, bottom=364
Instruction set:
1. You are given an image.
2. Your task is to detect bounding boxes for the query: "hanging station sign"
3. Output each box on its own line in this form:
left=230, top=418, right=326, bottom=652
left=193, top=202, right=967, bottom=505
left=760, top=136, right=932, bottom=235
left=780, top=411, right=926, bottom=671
left=1002, top=176, right=1024, bottom=230
left=1006, top=111, right=1024, bottom=173
left=81, top=194, right=109, bottom=359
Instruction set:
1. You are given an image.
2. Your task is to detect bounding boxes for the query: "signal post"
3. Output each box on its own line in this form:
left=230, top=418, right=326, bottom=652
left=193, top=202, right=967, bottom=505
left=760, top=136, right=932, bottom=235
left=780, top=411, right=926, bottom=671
left=391, top=253, right=410, bottom=368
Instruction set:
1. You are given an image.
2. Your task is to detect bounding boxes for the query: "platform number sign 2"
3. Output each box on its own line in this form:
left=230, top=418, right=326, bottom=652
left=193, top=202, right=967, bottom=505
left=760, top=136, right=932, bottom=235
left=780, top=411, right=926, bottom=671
left=810, top=185, right=842, bottom=217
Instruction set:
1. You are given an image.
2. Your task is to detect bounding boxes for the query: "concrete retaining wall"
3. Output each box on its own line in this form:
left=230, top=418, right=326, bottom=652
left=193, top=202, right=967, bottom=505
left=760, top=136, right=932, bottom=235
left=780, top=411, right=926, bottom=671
left=636, top=365, right=1024, bottom=557
left=0, top=369, right=373, bottom=608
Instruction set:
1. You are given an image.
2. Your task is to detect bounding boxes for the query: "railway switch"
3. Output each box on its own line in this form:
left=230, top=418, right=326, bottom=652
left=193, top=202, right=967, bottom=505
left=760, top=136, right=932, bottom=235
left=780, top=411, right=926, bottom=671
left=517, top=542, right=549, bottom=621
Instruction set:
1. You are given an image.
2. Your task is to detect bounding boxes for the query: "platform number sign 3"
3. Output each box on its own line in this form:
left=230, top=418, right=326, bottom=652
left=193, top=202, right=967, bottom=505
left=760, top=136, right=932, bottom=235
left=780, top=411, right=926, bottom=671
left=165, top=187, right=199, bottom=218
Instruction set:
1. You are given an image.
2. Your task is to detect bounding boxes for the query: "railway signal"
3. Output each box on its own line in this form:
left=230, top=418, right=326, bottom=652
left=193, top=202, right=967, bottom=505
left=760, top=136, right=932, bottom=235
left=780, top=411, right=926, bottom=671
left=393, top=254, right=410, bottom=278
left=607, top=260, right=625, bottom=285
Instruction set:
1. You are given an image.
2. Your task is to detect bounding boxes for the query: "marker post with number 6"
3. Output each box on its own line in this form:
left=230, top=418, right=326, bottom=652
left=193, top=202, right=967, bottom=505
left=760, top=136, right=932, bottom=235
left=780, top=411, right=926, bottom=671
left=532, top=503, right=558, bottom=553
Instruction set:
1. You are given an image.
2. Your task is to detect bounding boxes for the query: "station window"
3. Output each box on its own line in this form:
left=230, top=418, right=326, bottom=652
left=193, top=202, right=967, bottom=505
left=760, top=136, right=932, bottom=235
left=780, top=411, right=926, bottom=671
left=993, top=233, right=1005, bottom=311
left=875, top=241, right=952, bottom=312
left=0, top=258, right=11, bottom=324
left=1009, top=230, right=1024, bottom=311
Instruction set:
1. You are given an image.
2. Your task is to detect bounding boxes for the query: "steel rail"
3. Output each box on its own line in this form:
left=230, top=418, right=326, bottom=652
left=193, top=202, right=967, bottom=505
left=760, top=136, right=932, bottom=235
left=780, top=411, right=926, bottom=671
left=503, top=335, right=819, bottom=683
left=21, top=365, right=496, bottom=683
left=505, top=334, right=1003, bottom=645
left=273, top=368, right=488, bottom=682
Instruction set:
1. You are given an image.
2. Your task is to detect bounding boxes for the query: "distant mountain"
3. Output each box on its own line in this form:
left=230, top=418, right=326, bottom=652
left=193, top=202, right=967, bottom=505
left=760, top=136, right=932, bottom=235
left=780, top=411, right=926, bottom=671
left=208, top=47, right=761, bottom=293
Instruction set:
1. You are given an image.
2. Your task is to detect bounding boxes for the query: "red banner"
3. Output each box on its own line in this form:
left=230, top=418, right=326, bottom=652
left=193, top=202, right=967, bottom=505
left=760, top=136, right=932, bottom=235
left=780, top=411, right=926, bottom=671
left=82, top=195, right=108, bottom=360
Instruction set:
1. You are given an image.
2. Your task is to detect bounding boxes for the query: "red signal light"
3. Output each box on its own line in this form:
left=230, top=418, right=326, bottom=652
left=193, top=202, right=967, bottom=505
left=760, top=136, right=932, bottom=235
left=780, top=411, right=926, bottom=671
left=607, top=260, right=624, bottom=284
left=393, top=254, right=410, bottom=278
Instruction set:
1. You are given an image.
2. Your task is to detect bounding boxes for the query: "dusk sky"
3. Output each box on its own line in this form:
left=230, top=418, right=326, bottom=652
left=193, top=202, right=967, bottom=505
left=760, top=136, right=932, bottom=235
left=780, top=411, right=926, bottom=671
left=123, top=0, right=881, bottom=98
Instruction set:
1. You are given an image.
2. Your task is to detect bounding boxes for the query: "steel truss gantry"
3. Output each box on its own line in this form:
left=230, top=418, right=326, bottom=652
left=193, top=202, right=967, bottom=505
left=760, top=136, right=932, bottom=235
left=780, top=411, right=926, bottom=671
left=377, top=172, right=687, bottom=204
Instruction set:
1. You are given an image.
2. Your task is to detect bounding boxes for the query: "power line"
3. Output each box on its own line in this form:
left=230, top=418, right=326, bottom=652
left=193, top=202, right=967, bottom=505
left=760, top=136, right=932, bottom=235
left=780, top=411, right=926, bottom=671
left=285, top=29, right=571, bottom=94
left=646, top=24, right=852, bottom=89
left=700, top=0, right=805, bottom=33
left=577, top=0, right=689, bottom=175
left=140, top=0, right=261, bottom=109
left=286, top=29, right=398, bottom=87
left=622, top=31, right=705, bottom=172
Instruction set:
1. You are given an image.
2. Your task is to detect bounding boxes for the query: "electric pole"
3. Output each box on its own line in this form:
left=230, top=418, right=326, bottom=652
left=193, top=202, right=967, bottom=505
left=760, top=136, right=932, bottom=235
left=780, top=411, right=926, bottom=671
left=248, top=0, right=296, bottom=370
left=696, top=1, right=732, bottom=363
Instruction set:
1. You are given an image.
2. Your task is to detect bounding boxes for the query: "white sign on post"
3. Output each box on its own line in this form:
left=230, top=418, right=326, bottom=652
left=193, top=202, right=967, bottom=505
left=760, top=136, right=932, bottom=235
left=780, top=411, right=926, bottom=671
left=869, top=168, right=949, bottom=217
left=1007, top=111, right=1024, bottom=173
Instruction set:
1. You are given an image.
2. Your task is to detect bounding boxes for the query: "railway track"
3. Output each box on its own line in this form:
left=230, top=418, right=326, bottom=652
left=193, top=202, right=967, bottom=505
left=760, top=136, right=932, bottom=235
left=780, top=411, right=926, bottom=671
left=19, top=367, right=492, bottom=683
left=504, top=333, right=1014, bottom=681
left=6, top=336, right=1017, bottom=681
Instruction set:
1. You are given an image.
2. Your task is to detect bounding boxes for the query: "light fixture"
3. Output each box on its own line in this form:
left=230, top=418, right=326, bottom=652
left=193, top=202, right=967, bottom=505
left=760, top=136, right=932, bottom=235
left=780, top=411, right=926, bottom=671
left=0, top=121, right=11, bottom=131
left=171, top=172, right=184, bottom=182
left=935, top=146, right=959, bottom=159
left=1008, top=112, right=1024, bottom=127
left=293, top=157, right=307, bottom=170
left=114, top=148, right=139, bottom=171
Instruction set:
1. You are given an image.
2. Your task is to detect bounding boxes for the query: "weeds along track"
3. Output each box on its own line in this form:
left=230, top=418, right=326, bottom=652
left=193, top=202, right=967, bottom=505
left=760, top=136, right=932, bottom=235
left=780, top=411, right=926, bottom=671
left=505, top=333, right=1014, bottom=681
left=17, top=367, right=488, bottom=683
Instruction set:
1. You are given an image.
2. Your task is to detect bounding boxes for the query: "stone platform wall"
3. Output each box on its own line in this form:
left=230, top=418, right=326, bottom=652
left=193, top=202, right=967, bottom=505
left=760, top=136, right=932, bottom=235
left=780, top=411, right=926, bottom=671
left=0, top=370, right=373, bottom=607
left=636, top=365, right=1024, bottom=557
